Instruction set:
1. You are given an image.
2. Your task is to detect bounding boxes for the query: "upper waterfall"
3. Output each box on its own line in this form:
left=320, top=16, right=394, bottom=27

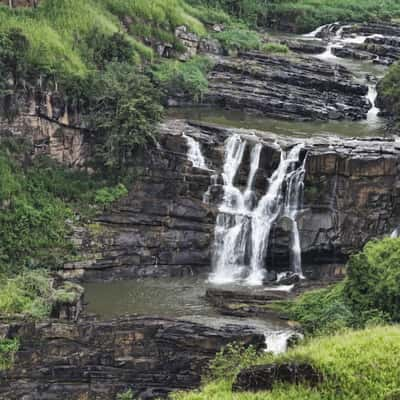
left=183, top=133, right=208, bottom=170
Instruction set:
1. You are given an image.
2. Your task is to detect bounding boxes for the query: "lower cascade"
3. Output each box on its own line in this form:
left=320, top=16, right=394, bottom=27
left=209, top=135, right=306, bottom=286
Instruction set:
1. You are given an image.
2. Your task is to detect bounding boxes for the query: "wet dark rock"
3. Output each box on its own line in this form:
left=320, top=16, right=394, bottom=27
left=283, top=39, right=327, bottom=54
left=232, top=363, right=323, bottom=392
left=204, top=52, right=370, bottom=121
left=276, top=273, right=301, bottom=286
left=0, top=316, right=265, bottom=400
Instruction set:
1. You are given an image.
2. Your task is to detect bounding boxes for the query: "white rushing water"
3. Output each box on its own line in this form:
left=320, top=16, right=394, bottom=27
left=305, top=23, right=383, bottom=124
left=183, top=133, right=208, bottom=169
left=209, top=137, right=306, bottom=286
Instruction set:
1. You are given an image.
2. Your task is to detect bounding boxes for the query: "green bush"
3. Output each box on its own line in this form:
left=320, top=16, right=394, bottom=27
left=116, top=389, right=134, bottom=400
left=0, top=338, right=19, bottom=371
left=0, top=270, right=53, bottom=318
left=95, top=184, right=128, bottom=207
left=345, top=238, right=400, bottom=322
left=152, top=56, right=213, bottom=102
left=261, top=42, right=289, bottom=55
left=378, top=62, right=400, bottom=123
left=87, top=62, right=164, bottom=169
left=206, top=343, right=259, bottom=382
left=214, top=27, right=261, bottom=53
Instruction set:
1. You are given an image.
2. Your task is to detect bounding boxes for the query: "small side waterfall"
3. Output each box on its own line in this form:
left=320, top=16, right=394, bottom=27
left=209, top=138, right=306, bottom=286
left=305, top=23, right=383, bottom=123
left=183, top=133, right=208, bottom=169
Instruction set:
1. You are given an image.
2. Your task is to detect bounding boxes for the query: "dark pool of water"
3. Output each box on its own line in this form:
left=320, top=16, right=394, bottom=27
left=84, top=276, right=295, bottom=353
left=168, top=106, right=386, bottom=138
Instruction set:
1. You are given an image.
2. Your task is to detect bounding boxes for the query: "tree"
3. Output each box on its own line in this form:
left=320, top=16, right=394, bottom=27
left=87, top=62, right=164, bottom=169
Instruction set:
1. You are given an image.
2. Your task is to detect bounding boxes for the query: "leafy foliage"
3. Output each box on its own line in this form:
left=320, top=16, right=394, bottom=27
left=87, top=62, right=164, bottom=169
left=116, top=389, right=134, bottom=400
left=152, top=56, right=213, bottom=103
left=345, top=238, right=400, bottom=322
left=0, top=338, right=19, bottom=371
left=261, top=42, right=289, bottom=54
left=94, top=184, right=128, bottom=207
left=206, top=343, right=259, bottom=382
left=213, top=26, right=261, bottom=52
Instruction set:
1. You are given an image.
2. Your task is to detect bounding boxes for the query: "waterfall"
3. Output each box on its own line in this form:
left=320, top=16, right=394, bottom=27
left=209, top=138, right=306, bottom=286
left=366, top=84, right=380, bottom=124
left=284, top=153, right=306, bottom=276
left=246, top=144, right=305, bottom=285
left=391, top=228, right=400, bottom=238
left=183, top=133, right=208, bottom=169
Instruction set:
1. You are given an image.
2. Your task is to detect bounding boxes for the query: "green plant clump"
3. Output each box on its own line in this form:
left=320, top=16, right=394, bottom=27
left=261, top=42, right=289, bottom=54
left=173, top=326, right=400, bottom=400
left=152, top=56, right=213, bottom=103
left=0, top=338, right=19, bottom=371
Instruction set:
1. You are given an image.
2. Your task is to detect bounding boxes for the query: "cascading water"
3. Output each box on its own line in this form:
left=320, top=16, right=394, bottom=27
left=209, top=138, right=306, bottom=286
left=304, top=23, right=383, bottom=124
left=183, top=133, right=208, bottom=169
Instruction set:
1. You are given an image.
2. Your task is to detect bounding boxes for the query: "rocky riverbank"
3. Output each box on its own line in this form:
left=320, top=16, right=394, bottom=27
left=0, top=316, right=265, bottom=399
left=204, top=51, right=370, bottom=121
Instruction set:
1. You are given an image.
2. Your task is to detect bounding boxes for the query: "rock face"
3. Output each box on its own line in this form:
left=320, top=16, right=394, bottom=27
left=232, top=363, right=323, bottom=392
left=61, top=119, right=400, bottom=281
left=0, top=316, right=265, bottom=399
left=204, top=51, right=370, bottom=121
left=0, top=91, right=88, bottom=167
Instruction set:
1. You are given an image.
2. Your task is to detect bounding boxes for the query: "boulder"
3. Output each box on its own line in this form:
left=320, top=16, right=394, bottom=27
left=232, top=363, right=323, bottom=392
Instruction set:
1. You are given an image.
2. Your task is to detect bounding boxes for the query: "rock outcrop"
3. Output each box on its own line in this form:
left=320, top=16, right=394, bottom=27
left=233, top=363, right=323, bottom=392
left=0, top=91, right=88, bottom=167
left=0, top=316, right=265, bottom=399
left=61, top=119, right=400, bottom=281
left=204, top=51, right=370, bottom=121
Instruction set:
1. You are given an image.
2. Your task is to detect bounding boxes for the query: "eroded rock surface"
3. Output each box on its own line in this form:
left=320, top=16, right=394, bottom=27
left=0, top=316, right=265, bottom=400
left=61, top=119, right=400, bottom=280
left=204, top=51, right=370, bottom=121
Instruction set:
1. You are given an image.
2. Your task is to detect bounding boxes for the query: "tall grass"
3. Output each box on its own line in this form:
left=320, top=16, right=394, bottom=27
left=0, top=0, right=207, bottom=81
left=173, top=326, right=400, bottom=400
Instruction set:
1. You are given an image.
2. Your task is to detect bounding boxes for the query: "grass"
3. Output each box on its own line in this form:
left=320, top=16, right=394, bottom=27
left=0, top=0, right=208, bottom=84
left=173, top=325, right=400, bottom=400
left=265, top=0, right=400, bottom=33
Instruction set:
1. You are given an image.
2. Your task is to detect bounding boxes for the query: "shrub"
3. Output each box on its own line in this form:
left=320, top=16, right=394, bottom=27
left=206, top=342, right=259, bottom=382
left=94, top=184, right=128, bottom=207
left=116, top=389, right=134, bottom=400
left=345, top=238, right=400, bottom=322
left=0, top=270, right=53, bottom=318
left=214, top=27, right=261, bottom=53
left=87, top=62, right=164, bottom=169
left=152, top=56, right=213, bottom=103
left=261, top=42, right=289, bottom=55
left=0, top=338, right=19, bottom=371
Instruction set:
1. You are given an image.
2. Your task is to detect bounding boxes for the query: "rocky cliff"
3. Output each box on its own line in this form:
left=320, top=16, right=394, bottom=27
left=0, top=316, right=264, bottom=399
left=60, top=119, right=400, bottom=281
left=203, top=51, right=370, bottom=121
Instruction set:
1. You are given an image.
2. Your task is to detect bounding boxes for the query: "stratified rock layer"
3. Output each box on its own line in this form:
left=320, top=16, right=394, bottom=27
left=61, top=120, right=400, bottom=280
left=0, top=316, right=265, bottom=400
left=204, top=52, right=370, bottom=121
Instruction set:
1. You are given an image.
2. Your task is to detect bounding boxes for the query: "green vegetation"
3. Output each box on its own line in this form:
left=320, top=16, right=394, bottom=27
left=152, top=56, right=213, bottom=102
left=378, top=61, right=400, bottom=125
left=173, top=326, right=400, bottom=400
left=87, top=62, right=164, bottom=169
left=265, top=0, right=400, bottom=33
left=213, top=26, right=261, bottom=53
left=261, top=42, right=289, bottom=54
left=280, top=238, right=399, bottom=335
left=116, top=389, right=134, bottom=400
left=0, top=338, right=19, bottom=371
left=189, top=0, right=400, bottom=32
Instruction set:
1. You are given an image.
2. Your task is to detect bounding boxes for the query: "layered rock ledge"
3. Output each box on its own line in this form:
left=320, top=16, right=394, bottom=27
left=0, top=316, right=265, bottom=400
left=204, top=51, right=370, bottom=121
left=62, top=119, right=400, bottom=281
